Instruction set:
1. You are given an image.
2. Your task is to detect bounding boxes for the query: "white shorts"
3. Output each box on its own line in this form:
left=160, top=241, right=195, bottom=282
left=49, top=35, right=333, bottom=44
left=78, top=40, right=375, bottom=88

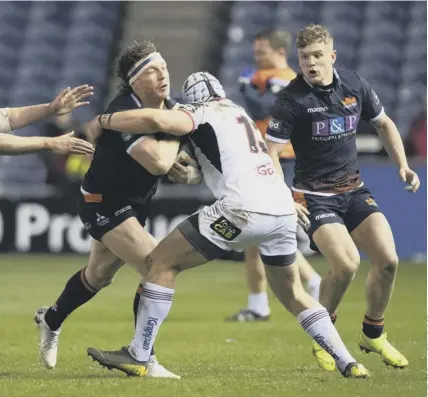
left=178, top=200, right=297, bottom=266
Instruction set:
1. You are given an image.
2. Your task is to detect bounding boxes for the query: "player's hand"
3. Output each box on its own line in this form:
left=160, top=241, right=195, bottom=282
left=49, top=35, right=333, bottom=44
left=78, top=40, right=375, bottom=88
left=49, top=85, right=94, bottom=116
left=295, top=202, right=311, bottom=229
left=49, top=131, right=95, bottom=155
left=168, top=159, right=202, bottom=184
left=399, top=167, right=420, bottom=193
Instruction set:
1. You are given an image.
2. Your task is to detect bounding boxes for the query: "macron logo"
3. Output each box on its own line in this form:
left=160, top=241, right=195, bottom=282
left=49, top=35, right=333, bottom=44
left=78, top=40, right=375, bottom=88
left=314, top=213, right=336, bottom=221
left=307, top=107, right=328, bottom=113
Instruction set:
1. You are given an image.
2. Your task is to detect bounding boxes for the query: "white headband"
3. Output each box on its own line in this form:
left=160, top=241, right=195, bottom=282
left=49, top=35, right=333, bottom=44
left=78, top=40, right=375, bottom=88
left=127, top=52, right=164, bottom=84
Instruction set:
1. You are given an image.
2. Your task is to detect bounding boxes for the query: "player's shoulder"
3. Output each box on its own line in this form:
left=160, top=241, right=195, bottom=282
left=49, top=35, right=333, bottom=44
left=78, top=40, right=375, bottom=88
left=105, top=93, right=139, bottom=112
left=276, top=75, right=310, bottom=104
left=335, top=69, right=364, bottom=90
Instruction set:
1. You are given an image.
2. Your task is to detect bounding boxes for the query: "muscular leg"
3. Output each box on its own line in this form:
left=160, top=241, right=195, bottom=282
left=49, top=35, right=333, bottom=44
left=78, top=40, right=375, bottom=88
left=243, top=245, right=270, bottom=316
left=296, top=250, right=321, bottom=300
left=313, top=223, right=360, bottom=315
left=264, top=259, right=366, bottom=377
left=44, top=240, right=124, bottom=332
left=350, top=212, right=407, bottom=367
left=129, top=226, right=210, bottom=361
left=351, top=213, right=399, bottom=334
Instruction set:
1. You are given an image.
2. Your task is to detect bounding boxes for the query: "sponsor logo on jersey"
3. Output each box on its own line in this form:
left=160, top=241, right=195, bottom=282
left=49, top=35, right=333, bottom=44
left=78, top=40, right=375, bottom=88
left=210, top=216, right=242, bottom=241
left=311, top=114, right=360, bottom=140
left=307, top=106, right=328, bottom=113
left=341, top=96, right=357, bottom=109
left=268, top=118, right=282, bottom=132
left=143, top=317, right=158, bottom=351
left=121, top=133, right=132, bottom=142
left=365, top=197, right=378, bottom=207
left=314, top=213, right=336, bottom=221
left=114, top=205, right=132, bottom=217
left=257, top=163, right=275, bottom=176
left=96, top=212, right=109, bottom=227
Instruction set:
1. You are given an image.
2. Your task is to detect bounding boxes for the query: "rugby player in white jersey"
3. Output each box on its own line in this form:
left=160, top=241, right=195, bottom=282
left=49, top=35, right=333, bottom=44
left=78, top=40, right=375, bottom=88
left=86, top=72, right=369, bottom=379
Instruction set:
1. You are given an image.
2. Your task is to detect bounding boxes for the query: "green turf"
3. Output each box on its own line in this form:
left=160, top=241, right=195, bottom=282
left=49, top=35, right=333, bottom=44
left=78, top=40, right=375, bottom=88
left=0, top=255, right=425, bottom=397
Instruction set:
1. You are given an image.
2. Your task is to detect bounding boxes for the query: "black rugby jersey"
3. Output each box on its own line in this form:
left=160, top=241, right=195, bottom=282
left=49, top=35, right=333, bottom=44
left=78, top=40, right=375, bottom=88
left=266, top=69, right=383, bottom=193
left=82, top=90, right=186, bottom=203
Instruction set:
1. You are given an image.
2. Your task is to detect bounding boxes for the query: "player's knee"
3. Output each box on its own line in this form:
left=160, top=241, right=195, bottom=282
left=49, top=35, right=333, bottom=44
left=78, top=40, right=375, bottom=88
left=85, top=264, right=116, bottom=289
left=376, top=253, right=399, bottom=275
left=331, top=251, right=360, bottom=278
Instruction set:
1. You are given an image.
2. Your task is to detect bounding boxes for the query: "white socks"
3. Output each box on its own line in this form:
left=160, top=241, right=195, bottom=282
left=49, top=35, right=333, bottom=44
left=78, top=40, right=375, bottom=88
left=248, top=292, right=270, bottom=316
left=297, top=307, right=355, bottom=372
left=129, top=282, right=174, bottom=362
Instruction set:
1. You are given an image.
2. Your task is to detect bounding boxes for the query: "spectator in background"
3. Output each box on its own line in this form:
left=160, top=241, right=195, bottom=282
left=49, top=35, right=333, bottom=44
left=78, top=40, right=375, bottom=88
left=227, top=30, right=321, bottom=323
left=405, top=93, right=427, bottom=158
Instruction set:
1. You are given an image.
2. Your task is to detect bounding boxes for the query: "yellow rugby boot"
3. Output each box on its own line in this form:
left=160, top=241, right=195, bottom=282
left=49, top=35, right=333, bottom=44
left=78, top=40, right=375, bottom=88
left=312, top=340, right=337, bottom=371
left=358, top=332, right=409, bottom=368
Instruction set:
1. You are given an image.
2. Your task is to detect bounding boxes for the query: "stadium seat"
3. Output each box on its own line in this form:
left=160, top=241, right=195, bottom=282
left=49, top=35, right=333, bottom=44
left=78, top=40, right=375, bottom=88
left=320, top=2, right=364, bottom=23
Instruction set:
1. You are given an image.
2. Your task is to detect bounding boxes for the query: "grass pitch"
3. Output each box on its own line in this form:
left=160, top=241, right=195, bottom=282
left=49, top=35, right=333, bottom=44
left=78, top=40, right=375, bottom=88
left=0, top=255, right=426, bottom=397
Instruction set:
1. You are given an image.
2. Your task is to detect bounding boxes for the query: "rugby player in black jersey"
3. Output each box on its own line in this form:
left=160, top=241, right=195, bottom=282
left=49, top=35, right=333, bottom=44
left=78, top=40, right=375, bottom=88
left=264, top=24, right=419, bottom=372
left=34, top=41, right=187, bottom=378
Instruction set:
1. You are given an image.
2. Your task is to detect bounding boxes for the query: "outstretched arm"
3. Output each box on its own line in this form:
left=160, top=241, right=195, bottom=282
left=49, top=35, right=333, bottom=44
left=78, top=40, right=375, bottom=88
left=6, top=85, right=94, bottom=132
left=372, top=113, right=420, bottom=192
left=0, top=131, right=94, bottom=156
left=97, top=108, right=194, bottom=137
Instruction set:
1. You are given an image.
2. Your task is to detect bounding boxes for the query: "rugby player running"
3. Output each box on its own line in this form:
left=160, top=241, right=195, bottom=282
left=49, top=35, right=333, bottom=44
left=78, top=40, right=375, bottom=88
left=264, top=24, right=418, bottom=371
left=86, top=72, right=369, bottom=379
left=35, top=41, right=187, bottom=378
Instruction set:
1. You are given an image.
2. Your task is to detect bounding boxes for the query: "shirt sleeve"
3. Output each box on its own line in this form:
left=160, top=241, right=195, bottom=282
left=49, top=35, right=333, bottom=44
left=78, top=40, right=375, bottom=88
left=106, top=95, right=154, bottom=154
left=358, top=75, right=384, bottom=122
left=265, top=95, right=300, bottom=144
left=176, top=103, right=206, bottom=132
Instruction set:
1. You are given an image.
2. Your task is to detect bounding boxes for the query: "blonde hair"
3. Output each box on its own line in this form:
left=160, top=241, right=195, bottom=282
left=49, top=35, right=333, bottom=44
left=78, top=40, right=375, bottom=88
left=296, top=24, right=333, bottom=49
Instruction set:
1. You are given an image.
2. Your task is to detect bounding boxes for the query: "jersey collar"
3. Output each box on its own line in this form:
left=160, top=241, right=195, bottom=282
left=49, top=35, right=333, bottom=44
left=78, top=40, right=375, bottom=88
left=300, top=68, right=342, bottom=93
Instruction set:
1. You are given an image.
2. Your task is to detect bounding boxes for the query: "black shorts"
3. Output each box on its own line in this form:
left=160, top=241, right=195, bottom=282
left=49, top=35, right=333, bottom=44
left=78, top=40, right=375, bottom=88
left=293, top=186, right=381, bottom=251
left=78, top=195, right=151, bottom=241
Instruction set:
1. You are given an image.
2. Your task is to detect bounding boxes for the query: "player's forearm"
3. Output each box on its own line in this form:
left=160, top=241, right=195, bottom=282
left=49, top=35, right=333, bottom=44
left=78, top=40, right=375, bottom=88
left=376, top=117, right=409, bottom=169
left=155, top=137, right=180, bottom=173
left=8, top=104, right=53, bottom=131
left=100, top=109, right=192, bottom=136
left=267, top=142, right=285, bottom=180
left=0, top=133, right=53, bottom=155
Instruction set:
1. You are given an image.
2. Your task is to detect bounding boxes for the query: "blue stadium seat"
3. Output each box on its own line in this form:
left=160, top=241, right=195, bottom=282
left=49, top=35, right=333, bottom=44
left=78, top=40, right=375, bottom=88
left=230, top=2, right=275, bottom=26
left=276, top=1, right=322, bottom=25
left=320, top=2, right=364, bottom=22
left=365, top=1, right=409, bottom=25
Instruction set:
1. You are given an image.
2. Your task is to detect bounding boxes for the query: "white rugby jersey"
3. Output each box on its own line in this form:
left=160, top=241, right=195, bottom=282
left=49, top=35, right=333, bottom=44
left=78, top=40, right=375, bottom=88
left=180, top=99, right=295, bottom=216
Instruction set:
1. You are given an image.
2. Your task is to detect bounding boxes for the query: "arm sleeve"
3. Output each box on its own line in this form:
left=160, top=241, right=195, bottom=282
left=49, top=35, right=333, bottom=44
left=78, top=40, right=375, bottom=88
left=265, top=95, right=300, bottom=144
left=106, top=95, right=155, bottom=154
left=175, top=103, right=206, bottom=132
left=358, top=74, right=384, bottom=122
